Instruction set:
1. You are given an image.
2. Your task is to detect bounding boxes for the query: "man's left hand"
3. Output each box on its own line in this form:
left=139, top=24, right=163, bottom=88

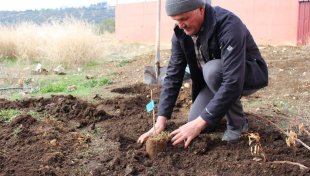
left=170, top=116, right=207, bottom=148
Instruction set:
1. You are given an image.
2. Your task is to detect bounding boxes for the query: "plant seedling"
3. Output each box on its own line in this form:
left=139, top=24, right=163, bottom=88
left=146, top=131, right=169, bottom=158
left=145, top=89, right=169, bottom=158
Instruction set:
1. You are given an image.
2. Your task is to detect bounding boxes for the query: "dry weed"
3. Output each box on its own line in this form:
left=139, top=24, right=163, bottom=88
left=247, top=132, right=266, bottom=161
left=0, top=25, right=17, bottom=58
left=0, top=19, right=155, bottom=66
left=286, top=130, right=297, bottom=147
left=0, top=19, right=102, bottom=64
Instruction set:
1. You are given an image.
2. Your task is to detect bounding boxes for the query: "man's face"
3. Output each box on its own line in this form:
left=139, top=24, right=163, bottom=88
left=171, top=7, right=205, bottom=36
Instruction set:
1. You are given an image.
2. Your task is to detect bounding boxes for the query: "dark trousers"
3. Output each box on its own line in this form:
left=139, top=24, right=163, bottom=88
left=188, top=59, right=256, bottom=130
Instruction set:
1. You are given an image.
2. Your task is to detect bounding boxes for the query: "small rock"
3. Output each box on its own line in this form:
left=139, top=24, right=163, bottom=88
left=253, top=157, right=263, bottom=162
left=49, top=139, right=58, bottom=146
left=85, top=75, right=94, bottom=79
left=34, top=63, right=48, bottom=75
left=67, top=85, right=77, bottom=92
left=54, top=65, right=66, bottom=75
left=35, top=63, right=42, bottom=72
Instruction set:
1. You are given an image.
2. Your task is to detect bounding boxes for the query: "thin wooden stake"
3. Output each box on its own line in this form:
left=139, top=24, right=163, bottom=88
left=151, top=89, right=156, bottom=135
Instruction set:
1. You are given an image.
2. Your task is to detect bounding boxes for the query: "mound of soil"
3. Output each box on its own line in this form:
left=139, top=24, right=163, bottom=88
left=1, top=95, right=112, bottom=127
left=0, top=83, right=309, bottom=176
left=0, top=114, right=90, bottom=176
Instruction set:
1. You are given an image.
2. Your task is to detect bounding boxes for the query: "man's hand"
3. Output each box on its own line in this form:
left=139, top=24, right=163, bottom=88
left=137, top=116, right=167, bottom=143
left=170, top=116, right=207, bottom=148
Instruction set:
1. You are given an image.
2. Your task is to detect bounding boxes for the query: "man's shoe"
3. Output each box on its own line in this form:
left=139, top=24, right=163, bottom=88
left=222, top=120, right=249, bottom=142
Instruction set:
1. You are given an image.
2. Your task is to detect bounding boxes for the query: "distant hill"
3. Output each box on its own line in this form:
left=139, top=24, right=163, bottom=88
left=0, top=2, right=114, bottom=24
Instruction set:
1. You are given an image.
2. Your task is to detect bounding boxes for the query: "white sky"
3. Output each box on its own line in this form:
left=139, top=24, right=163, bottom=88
left=0, top=0, right=119, bottom=11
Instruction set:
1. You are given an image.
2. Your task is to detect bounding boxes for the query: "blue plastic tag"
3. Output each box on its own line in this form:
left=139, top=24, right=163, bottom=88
left=146, top=100, right=155, bottom=112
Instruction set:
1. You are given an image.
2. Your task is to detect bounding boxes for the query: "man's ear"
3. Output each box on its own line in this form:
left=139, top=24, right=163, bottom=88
left=199, top=6, right=205, bottom=15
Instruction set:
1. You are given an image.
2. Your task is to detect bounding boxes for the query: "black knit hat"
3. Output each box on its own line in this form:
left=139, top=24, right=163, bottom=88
left=165, top=0, right=205, bottom=16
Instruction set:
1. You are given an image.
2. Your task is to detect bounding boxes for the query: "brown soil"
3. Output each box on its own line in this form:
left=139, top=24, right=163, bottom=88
left=1, top=45, right=310, bottom=176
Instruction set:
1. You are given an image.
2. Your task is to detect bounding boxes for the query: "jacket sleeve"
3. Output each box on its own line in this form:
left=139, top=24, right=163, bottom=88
left=157, top=34, right=187, bottom=119
left=200, top=17, right=246, bottom=126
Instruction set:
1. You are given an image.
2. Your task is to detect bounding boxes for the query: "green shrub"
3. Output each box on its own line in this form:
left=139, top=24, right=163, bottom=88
left=0, top=109, right=20, bottom=122
left=0, top=56, right=17, bottom=63
left=99, top=18, right=115, bottom=33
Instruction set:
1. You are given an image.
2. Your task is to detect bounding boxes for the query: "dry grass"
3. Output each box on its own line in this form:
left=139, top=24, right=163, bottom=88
left=0, top=25, right=17, bottom=59
left=0, top=19, right=104, bottom=64
left=0, top=19, right=155, bottom=66
left=0, top=19, right=154, bottom=64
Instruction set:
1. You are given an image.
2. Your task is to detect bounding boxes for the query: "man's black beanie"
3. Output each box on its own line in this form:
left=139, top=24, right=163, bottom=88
left=165, top=0, right=205, bottom=16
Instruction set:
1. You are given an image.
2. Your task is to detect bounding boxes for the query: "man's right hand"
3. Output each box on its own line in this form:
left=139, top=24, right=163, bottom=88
left=137, top=116, right=167, bottom=143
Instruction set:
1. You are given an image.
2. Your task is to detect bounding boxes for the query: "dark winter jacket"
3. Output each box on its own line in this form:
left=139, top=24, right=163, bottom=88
left=157, top=4, right=268, bottom=126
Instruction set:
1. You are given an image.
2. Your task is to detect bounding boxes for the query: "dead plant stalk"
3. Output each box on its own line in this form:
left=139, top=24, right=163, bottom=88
left=247, top=113, right=310, bottom=151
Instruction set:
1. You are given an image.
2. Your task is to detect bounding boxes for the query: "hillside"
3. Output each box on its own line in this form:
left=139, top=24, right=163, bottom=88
left=0, top=2, right=114, bottom=24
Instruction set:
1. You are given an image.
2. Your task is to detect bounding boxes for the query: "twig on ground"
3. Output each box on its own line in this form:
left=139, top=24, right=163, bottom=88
left=304, top=129, right=310, bottom=136
left=0, top=87, right=32, bottom=91
left=246, top=113, right=310, bottom=151
left=0, top=87, right=24, bottom=91
left=295, top=138, right=310, bottom=150
left=272, top=161, right=309, bottom=170
left=303, top=128, right=310, bottom=137
left=299, top=123, right=310, bottom=137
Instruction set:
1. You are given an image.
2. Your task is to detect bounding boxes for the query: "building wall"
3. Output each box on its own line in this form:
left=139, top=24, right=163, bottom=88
left=116, top=0, right=300, bottom=45
left=212, top=0, right=299, bottom=45
left=115, top=1, right=174, bottom=44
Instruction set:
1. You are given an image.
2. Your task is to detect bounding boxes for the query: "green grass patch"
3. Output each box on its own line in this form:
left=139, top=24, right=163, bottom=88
left=2, top=60, right=113, bottom=100
left=4, top=74, right=112, bottom=100
left=82, top=77, right=112, bottom=88
left=38, top=75, right=112, bottom=94
left=84, top=61, right=99, bottom=68
left=248, top=101, right=259, bottom=107
left=0, top=56, right=17, bottom=64
left=27, top=110, right=40, bottom=118
left=40, top=83, right=67, bottom=93
left=0, top=109, right=20, bottom=122
left=117, top=59, right=132, bottom=67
